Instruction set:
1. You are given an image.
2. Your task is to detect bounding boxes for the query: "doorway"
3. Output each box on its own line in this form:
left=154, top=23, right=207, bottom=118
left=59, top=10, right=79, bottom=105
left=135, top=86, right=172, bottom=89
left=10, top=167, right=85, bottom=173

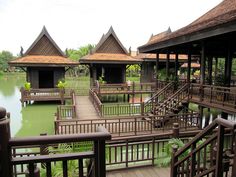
left=38, top=70, right=54, bottom=88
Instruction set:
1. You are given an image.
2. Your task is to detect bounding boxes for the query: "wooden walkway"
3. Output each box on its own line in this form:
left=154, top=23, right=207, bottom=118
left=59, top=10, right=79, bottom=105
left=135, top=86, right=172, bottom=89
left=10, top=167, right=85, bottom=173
left=75, top=96, right=100, bottom=119
left=107, top=166, right=170, bottom=177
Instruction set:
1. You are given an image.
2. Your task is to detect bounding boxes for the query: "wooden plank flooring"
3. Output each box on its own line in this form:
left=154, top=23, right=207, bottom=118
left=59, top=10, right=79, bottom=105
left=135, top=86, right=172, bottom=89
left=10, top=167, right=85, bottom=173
left=75, top=96, right=100, bottom=119
left=107, top=166, right=170, bottom=177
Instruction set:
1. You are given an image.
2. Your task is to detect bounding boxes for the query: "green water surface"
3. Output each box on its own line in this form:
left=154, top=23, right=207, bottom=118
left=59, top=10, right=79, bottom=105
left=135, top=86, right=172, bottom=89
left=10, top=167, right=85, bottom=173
left=0, top=73, right=56, bottom=137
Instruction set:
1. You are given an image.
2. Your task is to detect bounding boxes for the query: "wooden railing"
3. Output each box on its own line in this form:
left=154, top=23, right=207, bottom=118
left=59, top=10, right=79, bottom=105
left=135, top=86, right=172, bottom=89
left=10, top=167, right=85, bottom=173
left=144, top=82, right=175, bottom=114
left=106, top=135, right=192, bottom=170
left=89, top=89, right=103, bottom=116
left=154, top=84, right=189, bottom=115
left=20, top=87, right=72, bottom=106
left=54, top=112, right=200, bottom=136
left=55, top=90, right=77, bottom=119
left=190, top=83, right=236, bottom=112
left=171, top=118, right=236, bottom=177
left=94, top=81, right=168, bottom=96
left=0, top=109, right=111, bottom=177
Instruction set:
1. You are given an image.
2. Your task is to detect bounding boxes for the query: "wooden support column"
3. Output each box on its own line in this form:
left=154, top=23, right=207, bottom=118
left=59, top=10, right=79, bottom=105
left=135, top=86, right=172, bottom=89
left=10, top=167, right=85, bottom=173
left=156, top=53, right=159, bottom=89
left=166, top=52, right=170, bottom=80
left=214, top=57, right=218, bottom=82
left=224, top=43, right=233, bottom=87
left=208, top=56, right=213, bottom=85
left=200, top=42, right=206, bottom=85
left=175, top=53, right=179, bottom=80
left=187, top=52, right=191, bottom=83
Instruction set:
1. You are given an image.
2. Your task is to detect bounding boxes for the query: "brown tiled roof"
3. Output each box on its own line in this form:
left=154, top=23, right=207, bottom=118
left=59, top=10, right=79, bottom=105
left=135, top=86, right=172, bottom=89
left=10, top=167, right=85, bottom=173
left=143, top=0, right=236, bottom=47
left=81, top=27, right=139, bottom=64
left=9, top=55, right=78, bottom=66
left=136, top=53, right=187, bottom=60
left=181, top=62, right=200, bottom=68
left=148, top=27, right=171, bottom=44
left=80, top=53, right=141, bottom=64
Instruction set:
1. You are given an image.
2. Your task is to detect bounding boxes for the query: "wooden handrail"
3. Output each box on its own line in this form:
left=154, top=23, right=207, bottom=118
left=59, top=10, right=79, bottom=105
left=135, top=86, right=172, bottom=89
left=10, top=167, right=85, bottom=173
left=144, top=81, right=174, bottom=106
left=175, top=118, right=236, bottom=157
left=171, top=118, right=236, bottom=177
left=154, top=83, right=189, bottom=115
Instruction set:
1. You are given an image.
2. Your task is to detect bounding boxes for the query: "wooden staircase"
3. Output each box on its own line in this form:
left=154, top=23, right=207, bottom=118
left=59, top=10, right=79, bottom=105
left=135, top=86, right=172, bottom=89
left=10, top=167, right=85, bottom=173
left=144, top=82, right=175, bottom=113
left=150, top=83, right=190, bottom=116
left=171, top=118, right=236, bottom=177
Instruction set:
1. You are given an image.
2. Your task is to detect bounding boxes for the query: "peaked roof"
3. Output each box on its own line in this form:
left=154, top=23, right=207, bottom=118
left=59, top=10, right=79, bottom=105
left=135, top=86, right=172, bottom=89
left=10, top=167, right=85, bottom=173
left=80, top=27, right=141, bottom=64
left=92, top=26, right=128, bottom=54
left=9, top=26, right=78, bottom=67
left=139, top=0, right=236, bottom=52
left=24, top=26, right=65, bottom=56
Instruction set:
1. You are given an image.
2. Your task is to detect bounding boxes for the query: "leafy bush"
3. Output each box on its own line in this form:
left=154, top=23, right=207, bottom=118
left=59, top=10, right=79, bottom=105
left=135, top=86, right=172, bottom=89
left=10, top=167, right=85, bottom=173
left=57, top=80, right=66, bottom=89
left=24, top=82, right=31, bottom=91
left=156, top=138, right=187, bottom=167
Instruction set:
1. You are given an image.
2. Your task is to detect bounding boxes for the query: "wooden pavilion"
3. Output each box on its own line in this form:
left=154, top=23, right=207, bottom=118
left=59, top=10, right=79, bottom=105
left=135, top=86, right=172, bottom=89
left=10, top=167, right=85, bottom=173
left=139, top=0, right=236, bottom=118
left=136, top=28, right=198, bottom=82
left=9, top=26, right=77, bottom=89
left=80, top=27, right=141, bottom=86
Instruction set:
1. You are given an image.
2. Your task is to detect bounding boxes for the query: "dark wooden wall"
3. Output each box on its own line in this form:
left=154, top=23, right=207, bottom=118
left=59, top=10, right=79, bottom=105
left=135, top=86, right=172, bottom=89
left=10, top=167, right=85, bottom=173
left=26, top=67, right=65, bottom=88
left=90, top=64, right=126, bottom=86
left=140, top=62, right=155, bottom=83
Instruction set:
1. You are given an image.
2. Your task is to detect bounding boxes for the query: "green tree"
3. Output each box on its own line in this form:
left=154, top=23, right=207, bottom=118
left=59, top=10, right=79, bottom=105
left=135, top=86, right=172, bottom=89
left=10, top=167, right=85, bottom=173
left=0, top=50, right=15, bottom=72
left=66, top=44, right=95, bottom=77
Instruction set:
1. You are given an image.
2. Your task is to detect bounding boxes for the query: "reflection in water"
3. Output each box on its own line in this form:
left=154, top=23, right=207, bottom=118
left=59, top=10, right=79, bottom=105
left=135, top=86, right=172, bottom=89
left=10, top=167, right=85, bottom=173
left=0, top=73, right=56, bottom=137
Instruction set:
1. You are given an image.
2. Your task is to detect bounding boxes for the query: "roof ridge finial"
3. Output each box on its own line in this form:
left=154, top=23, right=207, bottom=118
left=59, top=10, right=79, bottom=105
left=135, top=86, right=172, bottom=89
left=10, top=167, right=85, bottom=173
left=20, top=46, right=24, bottom=57
left=167, top=26, right=171, bottom=33
left=109, top=26, right=114, bottom=33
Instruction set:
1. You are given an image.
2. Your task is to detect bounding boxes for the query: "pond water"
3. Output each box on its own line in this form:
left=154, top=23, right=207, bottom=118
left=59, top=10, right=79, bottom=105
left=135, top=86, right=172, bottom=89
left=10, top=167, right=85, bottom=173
left=0, top=73, right=57, bottom=137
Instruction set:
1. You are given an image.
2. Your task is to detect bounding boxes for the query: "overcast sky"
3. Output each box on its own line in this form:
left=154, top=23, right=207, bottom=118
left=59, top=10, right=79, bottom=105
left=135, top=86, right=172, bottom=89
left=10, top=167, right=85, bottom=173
left=0, top=0, right=222, bottom=55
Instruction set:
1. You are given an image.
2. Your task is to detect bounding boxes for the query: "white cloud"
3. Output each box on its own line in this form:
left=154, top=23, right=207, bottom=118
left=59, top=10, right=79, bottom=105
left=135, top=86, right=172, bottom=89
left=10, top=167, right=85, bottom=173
left=0, top=0, right=223, bottom=55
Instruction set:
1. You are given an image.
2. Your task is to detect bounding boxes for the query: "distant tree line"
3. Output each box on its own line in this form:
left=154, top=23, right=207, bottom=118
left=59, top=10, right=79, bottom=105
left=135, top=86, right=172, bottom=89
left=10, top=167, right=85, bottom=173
left=66, top=44, right=95, bottom=77
left=0, top=51, right=15, bottom=73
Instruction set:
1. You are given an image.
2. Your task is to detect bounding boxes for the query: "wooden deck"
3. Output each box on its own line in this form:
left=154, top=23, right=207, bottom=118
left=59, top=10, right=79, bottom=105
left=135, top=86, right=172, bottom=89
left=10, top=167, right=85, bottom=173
left=107, top=166, right=170, bottom=177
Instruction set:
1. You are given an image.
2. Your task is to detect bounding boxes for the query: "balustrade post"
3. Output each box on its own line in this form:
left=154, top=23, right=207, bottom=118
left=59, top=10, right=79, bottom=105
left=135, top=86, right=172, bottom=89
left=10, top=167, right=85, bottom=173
left=0, top=107, right=12, bottom=177
left=40, top=133, right=48, bottom=169
left=170, top=145, right=178, bottom=177
left=172, top=123, right=179, bottom=138
left=232, top=134, right=236, bottom=177
left=190, top=143, right=196, bottom=177
left=141, top=102, right=144, bottom=116
left=215, top=125, right=225, bottom=177
left=25, top=164, right=40, bottom=177
left=94, top=127, right=107, bottom=177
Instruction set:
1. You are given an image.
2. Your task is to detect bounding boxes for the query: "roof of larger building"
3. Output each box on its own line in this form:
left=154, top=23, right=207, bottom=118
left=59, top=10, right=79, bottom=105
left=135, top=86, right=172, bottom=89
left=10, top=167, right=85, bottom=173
left=80, top=27, right=142, bottom=64
left=9, top=26, right=77, bottom=67
left=139, top=0, right=236, bottom=52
